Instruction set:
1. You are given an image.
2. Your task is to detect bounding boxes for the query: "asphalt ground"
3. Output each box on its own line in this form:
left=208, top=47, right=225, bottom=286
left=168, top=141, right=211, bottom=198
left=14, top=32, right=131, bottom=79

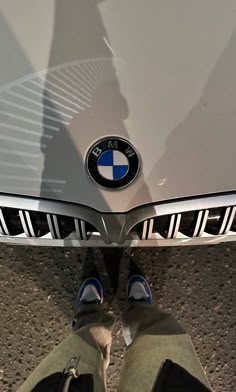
left=0, top=244, right=235, bottom=392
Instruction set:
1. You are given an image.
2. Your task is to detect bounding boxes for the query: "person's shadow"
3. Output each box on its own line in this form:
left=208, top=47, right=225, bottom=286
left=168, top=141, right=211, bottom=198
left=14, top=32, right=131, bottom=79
left=38, top=0, right=132, bottom=313
left=0, top=0, right=153, bottom=319
left=36, top=0, right=154, bottom=313
left=40, top=0, right=133, bottom=210
left=133, top=27, right=236, bottom=203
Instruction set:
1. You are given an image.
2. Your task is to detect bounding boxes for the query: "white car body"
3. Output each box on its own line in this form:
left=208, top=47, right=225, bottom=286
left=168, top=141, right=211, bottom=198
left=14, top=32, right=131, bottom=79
left=0, top=0, right=236, bottom=246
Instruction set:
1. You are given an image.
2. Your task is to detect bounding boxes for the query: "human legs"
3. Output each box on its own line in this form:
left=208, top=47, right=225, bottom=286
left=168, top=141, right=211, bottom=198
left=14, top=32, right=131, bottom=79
left=18, top=279, right=113, bottom=392
left=118, top=276, right=210, bottom=392
left=18, top=274, right=211, bottom=392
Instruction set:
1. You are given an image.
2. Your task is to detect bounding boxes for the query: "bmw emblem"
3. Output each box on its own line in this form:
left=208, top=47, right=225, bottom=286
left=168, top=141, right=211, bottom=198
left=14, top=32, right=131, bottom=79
left=86, top=137, right=140, bottom=189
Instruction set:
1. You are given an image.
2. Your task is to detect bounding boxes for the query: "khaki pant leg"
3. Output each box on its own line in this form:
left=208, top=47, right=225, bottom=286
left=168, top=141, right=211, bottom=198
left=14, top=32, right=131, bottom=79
left=118, top=304, right=210, bottom=392
left=18, top=305, right=114, bottom=392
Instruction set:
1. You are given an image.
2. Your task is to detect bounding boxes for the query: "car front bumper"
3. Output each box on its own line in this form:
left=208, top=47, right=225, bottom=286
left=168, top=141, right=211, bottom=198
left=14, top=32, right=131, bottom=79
left=1, top=192, right=236, bottom=247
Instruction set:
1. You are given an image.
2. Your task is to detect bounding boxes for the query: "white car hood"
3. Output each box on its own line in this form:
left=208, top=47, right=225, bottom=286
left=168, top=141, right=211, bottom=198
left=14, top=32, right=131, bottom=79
left=0, top=0, right=236, bottom=212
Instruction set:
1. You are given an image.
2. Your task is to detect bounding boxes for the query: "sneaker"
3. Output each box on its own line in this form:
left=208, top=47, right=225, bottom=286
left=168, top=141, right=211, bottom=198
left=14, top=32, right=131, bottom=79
left=128, top=275, right=152, bottom=305
left=77, top=278, right=103, bottom=308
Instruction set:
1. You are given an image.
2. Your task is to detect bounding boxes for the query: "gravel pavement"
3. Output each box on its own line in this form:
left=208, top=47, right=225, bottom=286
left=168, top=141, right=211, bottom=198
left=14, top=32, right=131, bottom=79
left=0, top=244, right=235, bottom=392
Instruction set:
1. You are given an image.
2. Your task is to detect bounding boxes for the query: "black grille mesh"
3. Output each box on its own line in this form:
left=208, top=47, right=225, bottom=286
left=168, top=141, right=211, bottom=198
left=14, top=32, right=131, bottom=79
left=131, top=206, right=236, bottom=240
left=1, top=204, right=236, bottom=242
left=0, top=208, right=98, bottom=240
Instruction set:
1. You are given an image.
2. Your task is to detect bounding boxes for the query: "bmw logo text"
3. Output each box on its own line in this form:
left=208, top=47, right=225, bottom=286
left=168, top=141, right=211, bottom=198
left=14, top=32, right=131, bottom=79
left=86, top=137, right=140, bottom=189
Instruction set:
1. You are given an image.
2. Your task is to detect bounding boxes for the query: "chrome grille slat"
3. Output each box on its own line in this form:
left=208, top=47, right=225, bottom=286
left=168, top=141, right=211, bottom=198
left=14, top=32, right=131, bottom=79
left=80, top=220, right=87, bottom=240
left=0, top=208, right=9, bottom=235
left=224, top=206, right=236, bottom=234
left=74, top=218, right=82, bottom=240
left=47, top=214, right=56, bottom=239
left=53, top=214, right=61, bottom=239
left=19, top=210, right=30, bottom=237
left=172, top=213, right=182, bottom=239
left=147, top=218, right=154, bottom=239
left=192, top=210, right=204, bottom=237
left=25, top=211, right=36, bottom=237
left=142, top=220, right=148, bottom=240
left=218, top=207, right=231, bottom=235
left=198, top=210, right=209, bottom=237
left=0, top=222, right=4, bottom=235
left=167, top=214, right=176, bottom=239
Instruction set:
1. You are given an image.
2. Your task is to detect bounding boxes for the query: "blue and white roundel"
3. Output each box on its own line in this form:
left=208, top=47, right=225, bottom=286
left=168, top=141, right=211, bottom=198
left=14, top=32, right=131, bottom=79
left=97, top=149, right=129, bottom=181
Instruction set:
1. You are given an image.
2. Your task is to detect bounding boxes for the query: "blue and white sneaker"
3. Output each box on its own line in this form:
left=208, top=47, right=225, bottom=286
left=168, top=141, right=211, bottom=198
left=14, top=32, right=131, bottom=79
left=77, top=278, right=103, bottom=308
left=128, top=275, right=152, bottom=305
